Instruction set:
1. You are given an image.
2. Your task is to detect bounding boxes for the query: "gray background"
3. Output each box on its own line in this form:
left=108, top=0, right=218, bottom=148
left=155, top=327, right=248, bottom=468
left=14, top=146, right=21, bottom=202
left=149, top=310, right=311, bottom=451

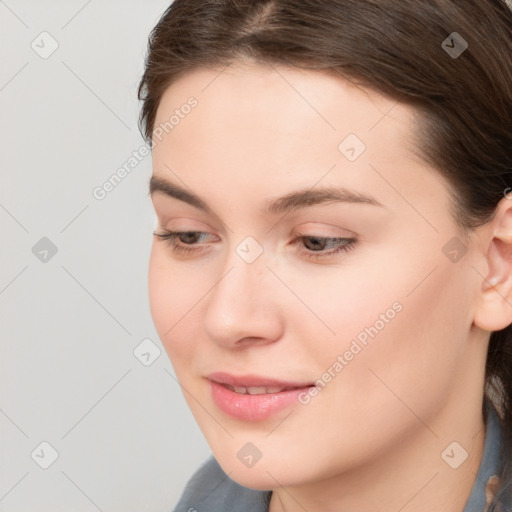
left=0, top=1, right=211, bottom=511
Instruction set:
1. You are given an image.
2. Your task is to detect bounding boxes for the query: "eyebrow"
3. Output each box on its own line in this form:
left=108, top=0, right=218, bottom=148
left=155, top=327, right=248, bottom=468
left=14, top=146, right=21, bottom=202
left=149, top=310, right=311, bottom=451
left=148, top=175, right=386, bottom=216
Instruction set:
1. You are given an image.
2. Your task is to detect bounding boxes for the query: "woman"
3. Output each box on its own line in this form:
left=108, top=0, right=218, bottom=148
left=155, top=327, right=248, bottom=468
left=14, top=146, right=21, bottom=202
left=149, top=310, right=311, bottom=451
left=138, top=1, right=512, bottom=510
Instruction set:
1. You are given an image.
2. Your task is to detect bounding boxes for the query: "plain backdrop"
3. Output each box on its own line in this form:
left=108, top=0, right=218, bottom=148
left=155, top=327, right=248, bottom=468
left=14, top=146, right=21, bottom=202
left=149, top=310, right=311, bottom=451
left=0, top=1, right=212, bottom=511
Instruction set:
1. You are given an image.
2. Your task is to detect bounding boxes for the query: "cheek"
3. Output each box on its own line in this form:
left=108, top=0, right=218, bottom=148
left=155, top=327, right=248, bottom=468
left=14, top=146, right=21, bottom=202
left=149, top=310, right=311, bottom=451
left=333, top=262, right=471, bottom=421
left=148, top=246, right=197, bottom=359
left=147, top=245, right=168, bottom=332
left=276, top=250, right=406, bottom=360
left=294, top=247, right=471, bottom=409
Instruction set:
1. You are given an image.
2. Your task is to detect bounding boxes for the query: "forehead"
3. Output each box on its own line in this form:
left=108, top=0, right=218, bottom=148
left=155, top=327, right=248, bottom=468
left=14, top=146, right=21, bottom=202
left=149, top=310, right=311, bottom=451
left=152, top=62, right=420, bottom=168
left=150, top=63, right=452, bottom=223
left=154, top=62, right=414, bottom=138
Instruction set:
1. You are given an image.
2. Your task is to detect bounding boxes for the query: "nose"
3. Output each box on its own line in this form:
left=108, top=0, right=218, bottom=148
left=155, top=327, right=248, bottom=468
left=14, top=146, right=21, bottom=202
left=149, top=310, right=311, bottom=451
left=202, top=248, right=284, bottom=349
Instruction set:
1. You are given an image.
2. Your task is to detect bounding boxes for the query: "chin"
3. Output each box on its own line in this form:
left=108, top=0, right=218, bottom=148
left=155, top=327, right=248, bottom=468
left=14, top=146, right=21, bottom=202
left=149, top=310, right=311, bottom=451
left=213, top=450, right=307, bottom=490
left=223, top=465, right=282, bottom=491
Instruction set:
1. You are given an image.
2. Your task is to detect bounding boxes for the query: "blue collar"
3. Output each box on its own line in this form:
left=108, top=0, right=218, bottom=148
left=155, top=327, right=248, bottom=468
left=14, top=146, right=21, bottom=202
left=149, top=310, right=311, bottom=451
left=463, top=398, right=510, bottom=512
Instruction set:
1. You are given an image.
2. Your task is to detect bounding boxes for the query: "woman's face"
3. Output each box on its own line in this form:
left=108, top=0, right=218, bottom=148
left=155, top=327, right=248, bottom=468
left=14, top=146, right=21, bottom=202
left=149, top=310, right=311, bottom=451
left=148, top=62, right=488, bottom=489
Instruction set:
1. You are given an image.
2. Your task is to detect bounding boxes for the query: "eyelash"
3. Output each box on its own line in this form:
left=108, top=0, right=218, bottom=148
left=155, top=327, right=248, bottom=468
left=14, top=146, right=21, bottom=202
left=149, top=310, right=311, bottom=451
left=152, top=229, right=357, bottom=260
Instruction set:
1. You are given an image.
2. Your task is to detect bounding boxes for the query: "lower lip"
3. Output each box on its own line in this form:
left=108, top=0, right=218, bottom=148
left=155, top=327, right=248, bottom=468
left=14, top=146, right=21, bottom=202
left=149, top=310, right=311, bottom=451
left=209, top=380, right=312, bottom=421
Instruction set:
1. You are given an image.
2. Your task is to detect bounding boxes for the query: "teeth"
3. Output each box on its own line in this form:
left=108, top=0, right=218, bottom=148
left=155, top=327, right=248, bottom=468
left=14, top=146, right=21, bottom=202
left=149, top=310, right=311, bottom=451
left=227, top=385, right=291, bottom=395
left=246, top=386, right=268, bottom=395
left=266, top=386, right=286, bottom=393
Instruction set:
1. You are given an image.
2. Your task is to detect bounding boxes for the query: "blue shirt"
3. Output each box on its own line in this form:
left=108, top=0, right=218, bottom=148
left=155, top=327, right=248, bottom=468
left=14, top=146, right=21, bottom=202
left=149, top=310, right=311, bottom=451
left=172, top=398, right=511, bottom=511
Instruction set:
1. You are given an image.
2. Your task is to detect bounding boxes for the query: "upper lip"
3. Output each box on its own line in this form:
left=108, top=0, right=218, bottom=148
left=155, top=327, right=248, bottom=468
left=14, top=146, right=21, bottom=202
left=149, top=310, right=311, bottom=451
left=207, top=372, right=314, bottom=388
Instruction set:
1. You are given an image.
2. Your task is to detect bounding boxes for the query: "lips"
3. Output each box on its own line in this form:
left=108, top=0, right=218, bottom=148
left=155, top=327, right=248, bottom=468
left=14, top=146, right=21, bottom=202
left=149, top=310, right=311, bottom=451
left=207, top=372, right=314, bottom=421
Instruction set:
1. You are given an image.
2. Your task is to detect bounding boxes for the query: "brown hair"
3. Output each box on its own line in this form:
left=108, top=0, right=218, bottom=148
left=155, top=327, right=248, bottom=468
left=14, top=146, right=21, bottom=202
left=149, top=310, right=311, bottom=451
left=138, top=0, right=512, bottom=506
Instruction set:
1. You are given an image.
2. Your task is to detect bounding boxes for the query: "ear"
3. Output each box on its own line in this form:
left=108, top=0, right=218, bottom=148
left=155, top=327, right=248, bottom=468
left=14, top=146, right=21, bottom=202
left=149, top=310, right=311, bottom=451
left=473, top=196, right=512, bottom=332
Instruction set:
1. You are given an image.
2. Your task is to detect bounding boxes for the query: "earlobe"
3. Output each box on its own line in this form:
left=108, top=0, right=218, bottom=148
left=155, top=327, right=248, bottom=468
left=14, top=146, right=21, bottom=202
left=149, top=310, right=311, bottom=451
left=473, top=199, right=512, bottom=332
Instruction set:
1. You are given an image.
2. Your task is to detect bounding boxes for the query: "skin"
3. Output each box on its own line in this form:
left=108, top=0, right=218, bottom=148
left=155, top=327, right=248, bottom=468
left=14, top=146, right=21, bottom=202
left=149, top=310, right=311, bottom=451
left=147, top=61, right=512, bottom=512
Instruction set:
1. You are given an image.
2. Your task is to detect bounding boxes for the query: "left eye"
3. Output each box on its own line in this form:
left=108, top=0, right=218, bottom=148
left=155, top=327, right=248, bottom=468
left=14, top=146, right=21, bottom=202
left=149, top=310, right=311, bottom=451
left=291, top=234, right=357, bottom=259
left=153, top=230, right=357, bottom=259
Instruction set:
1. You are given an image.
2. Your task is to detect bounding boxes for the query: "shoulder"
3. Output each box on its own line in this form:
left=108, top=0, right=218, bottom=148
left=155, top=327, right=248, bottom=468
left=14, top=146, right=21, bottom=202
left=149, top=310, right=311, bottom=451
left=171, top=456, right=271, bottom=512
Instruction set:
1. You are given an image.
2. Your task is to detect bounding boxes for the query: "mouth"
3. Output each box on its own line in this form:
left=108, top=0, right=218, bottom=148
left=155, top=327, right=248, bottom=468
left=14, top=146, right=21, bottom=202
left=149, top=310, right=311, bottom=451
left=207, top=372, right=315, bottom=421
